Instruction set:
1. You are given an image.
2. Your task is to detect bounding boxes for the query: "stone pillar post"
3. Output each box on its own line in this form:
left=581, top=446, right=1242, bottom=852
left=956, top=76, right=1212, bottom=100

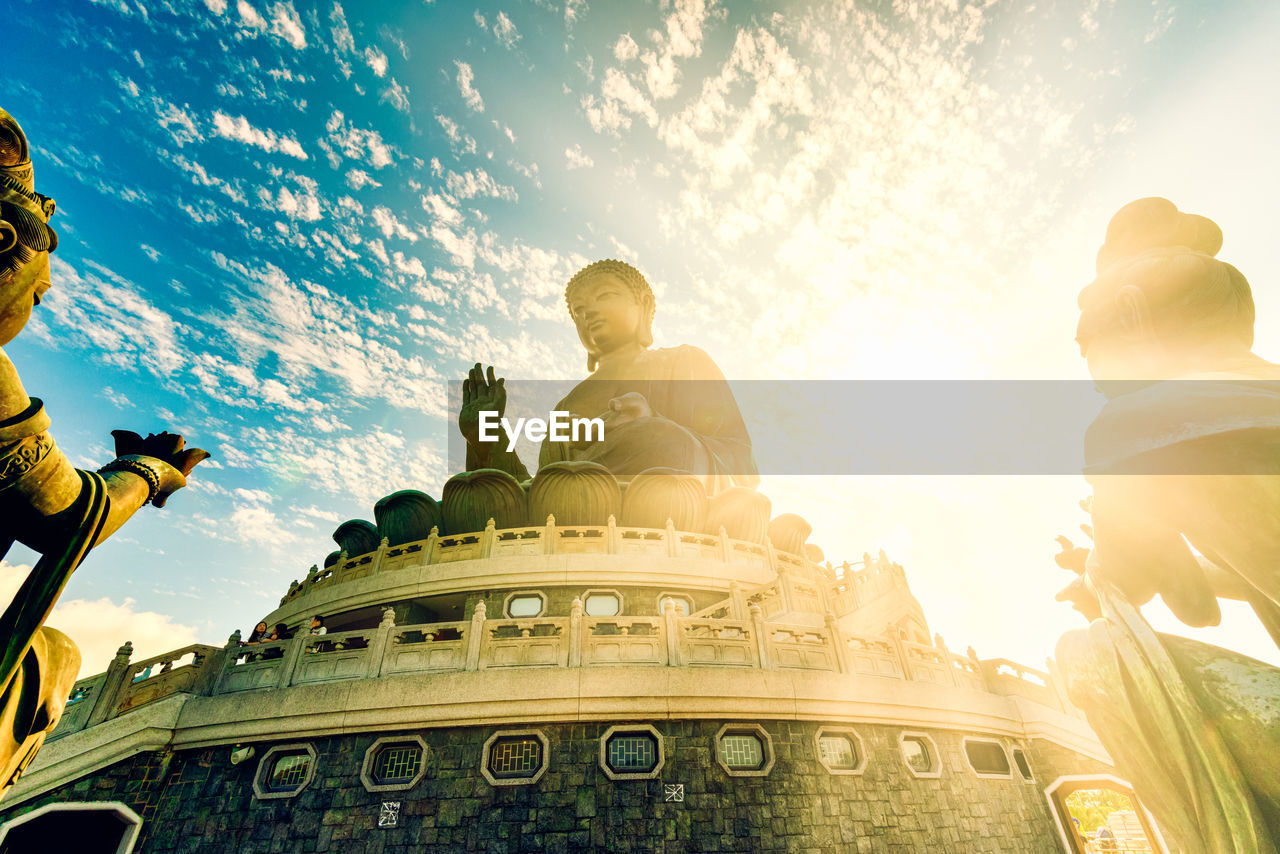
left=825, top=612, right=848, bottom=675
left=728, top=581, right=746, bottom=621
left=935, top=634, right=961, bottom=687
left=663, top=598, right=681, bottom=666
left=88, top=641, right=134, bottom=727
left=666, top=518, right=678, bottom=557
left=367, top=608, right=396, bottom=679
left=891, top=628, right=914, bottom=681
left=465, top=601, right=486, bottom=671
left=543, top=515, right=556, bottom=555
left=481, top=517, right=496, bottom=558
left=718, top=526, right=731, bottom=564
left=425, top=526, right=439, bottom=564
left=275, top=634, right=305, bottom=689
left=606, top=514, right=619, bottom=554
left=750, top=604, right=770, bottom=670
left=568, top=598, right=583, bottom=667
left=371, top=537, right=389, bottom=575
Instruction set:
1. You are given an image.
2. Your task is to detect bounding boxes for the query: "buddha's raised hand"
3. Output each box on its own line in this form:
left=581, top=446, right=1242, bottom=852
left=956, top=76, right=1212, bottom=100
left=458, top=363, right=506, bottom=447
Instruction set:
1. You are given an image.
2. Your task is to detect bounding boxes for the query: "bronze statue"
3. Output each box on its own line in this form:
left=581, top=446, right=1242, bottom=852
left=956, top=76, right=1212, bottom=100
left=0, top=108, right=207, bottom=797
left=1056, top=198, right=1280, bottom=852
left=457, top=259, right=757, bottom=491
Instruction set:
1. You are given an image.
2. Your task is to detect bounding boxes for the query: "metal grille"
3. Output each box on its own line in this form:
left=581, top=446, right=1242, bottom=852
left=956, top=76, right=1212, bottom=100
left=489, top=737, right=543, bottom=778
left=719, top=733, right=764, bottom=770
left=373, top=744, right=422, bottom=783
left=266, top=753, right=311, bottom=791
left=606, top=734, right=657, bottom=772
left=902, top=737, right=932, bottom=772
left=818, top=735, right=857, bottom=769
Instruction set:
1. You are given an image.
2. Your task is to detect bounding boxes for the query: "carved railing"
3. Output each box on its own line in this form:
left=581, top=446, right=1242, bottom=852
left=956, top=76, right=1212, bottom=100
left=979, top=658, right=1065, bottom=711
left=280, top=517, right=840, bottom=607
left=116, top=645, right=220, bottom=714
left=53, top=611, right=1080, bottom=733
left=48, top=673, right=106, bottom=738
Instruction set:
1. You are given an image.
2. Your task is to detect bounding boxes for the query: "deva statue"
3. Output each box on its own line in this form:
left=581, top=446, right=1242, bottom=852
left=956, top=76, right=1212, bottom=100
left=1055, top=198, right=1280, bottom=853
left=0, top=108, right=207, bottom=796
left=457, top=259, right=758, bottom=491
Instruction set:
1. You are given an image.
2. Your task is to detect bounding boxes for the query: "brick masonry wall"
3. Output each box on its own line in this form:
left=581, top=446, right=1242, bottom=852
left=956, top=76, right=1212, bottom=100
left=0, top=721, right=1110, bottom=853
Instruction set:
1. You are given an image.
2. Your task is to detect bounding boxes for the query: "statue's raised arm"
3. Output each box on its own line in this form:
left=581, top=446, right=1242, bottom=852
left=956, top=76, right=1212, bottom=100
left=456, top=260, right=757, bottom=491
left=0, top=108, right=208, bottom=795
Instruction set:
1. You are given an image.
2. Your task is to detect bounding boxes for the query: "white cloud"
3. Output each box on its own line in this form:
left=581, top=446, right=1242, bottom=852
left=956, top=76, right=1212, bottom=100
left=227, top=504, right=293, bottom=544
left=493, top=11, right=521, bottom=49
left=380, top=78, right=411, bottom=113
left=237, top=0, right=267, bottom=30
left=345, top=169, right=382, bottom=190
left=211, top=110, right=308, bottom=159
left=325, top=110, right=394, bottom=168
left=455, top=61, right=485, bottom=112
left=614, top=33, right=639, bottom=61
left=204, top=0, right=228, bottom=13
left=435, top=113, right=478, bottom=156
left=372, top=206, right=419, bottom=241
left=564, top=143, right=593, bottom=169
left=269, top=1, right=306, bottom=49
left=364, top=46, right=388, bottom=77
left=565, top=0, right=586, bottom=29
left=275, top=174, right=323, bottom=222
left=1, top=565, right=202, bottom=681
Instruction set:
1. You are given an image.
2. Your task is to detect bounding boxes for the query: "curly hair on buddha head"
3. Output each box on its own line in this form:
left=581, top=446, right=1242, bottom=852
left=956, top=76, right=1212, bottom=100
left=564, top=259, right=656, bottom=348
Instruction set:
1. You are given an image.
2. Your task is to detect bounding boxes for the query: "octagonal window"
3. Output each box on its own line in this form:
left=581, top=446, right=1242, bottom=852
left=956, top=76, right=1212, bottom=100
left=607, top=734, right=656, bottom=773
left=819, top=736, right=855, bottom=768
left=360, top=735, right=430, bottom=793
left=964, top=738, right=1011, bottom=777
left=899, top=732, right=941, bottom=778
left=253, top=744, right=317, bottom=800
left=720, top=733, right=763, bottom=770
left=265, top=753, right=310, bottom=791
left=584, top=592, right=621, bottom=617
left=482, top=731, right=549, bottom=786
left=374, top=744, right=422, bottom=784
left=505, top=593, right=544, bottom=618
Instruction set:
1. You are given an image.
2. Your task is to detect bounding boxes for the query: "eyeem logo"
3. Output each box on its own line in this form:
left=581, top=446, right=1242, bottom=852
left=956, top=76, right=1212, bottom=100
left=478, top=411, right=604, bottom=452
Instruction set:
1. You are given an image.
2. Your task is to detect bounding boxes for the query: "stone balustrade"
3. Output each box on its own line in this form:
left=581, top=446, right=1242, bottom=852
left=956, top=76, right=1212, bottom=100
left=282, top=518, right=848, bottom=609
left=47, top=608, right=1074, bottom=742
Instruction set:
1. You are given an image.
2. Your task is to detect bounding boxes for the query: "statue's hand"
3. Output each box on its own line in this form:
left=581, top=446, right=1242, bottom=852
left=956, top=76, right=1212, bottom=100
left=602, top=392, right=652, bottom=427
left=459, top=364, right=506, bottom=447
left=109, top=430, right=210, bottom=508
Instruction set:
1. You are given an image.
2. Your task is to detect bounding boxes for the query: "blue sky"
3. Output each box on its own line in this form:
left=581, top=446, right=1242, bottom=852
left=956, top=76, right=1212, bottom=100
left=4, top=0, right=1280, bottom=675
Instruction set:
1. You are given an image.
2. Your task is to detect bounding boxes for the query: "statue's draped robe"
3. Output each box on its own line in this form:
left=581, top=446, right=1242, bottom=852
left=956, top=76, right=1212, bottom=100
left=1060, top=368, right=1280, bottom=853
left=539, top=345, right=758, bottom=491
left=0, top=348, right=107, bottom=791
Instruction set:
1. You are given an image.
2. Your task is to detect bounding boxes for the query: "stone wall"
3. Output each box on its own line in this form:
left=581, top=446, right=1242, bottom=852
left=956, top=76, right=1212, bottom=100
left=1, top=720, right=1108, bottom=853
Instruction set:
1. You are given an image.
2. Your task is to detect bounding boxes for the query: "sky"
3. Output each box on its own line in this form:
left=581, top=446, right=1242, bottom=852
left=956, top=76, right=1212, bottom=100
left=3, top=0, right=1280, bottom=678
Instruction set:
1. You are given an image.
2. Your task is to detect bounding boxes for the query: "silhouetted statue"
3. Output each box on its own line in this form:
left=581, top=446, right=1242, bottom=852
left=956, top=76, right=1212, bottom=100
left=0, top=108, right=207, bottom=797
left=1056, top=198, right=1280, bottom=852
left=457, top=260, right=757, bottom=492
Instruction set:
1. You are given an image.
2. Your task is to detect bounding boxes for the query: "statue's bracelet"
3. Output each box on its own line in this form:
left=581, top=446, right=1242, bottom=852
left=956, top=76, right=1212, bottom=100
left=98, top=456, right=163, bottom=506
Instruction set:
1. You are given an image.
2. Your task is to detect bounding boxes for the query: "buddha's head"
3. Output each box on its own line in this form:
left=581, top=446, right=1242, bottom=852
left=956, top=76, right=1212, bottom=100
left=565, top=259, right=655, bottom=371
left=1076, top=198, right=1253, bottom=387
left=0, top=108, right=58, bottom=346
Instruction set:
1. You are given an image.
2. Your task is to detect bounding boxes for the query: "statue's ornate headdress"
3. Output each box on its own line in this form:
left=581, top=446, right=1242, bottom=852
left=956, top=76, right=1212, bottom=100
left=0, top=108, right=58, bottom=276
left=1076, top=198, right=1251, bottom=354
left=565, top=259, right=655, bottom=370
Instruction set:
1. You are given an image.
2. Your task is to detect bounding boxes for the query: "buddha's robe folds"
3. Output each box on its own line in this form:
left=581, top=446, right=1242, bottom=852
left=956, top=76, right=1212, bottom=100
left=539, top=345, right=758, bottom=491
